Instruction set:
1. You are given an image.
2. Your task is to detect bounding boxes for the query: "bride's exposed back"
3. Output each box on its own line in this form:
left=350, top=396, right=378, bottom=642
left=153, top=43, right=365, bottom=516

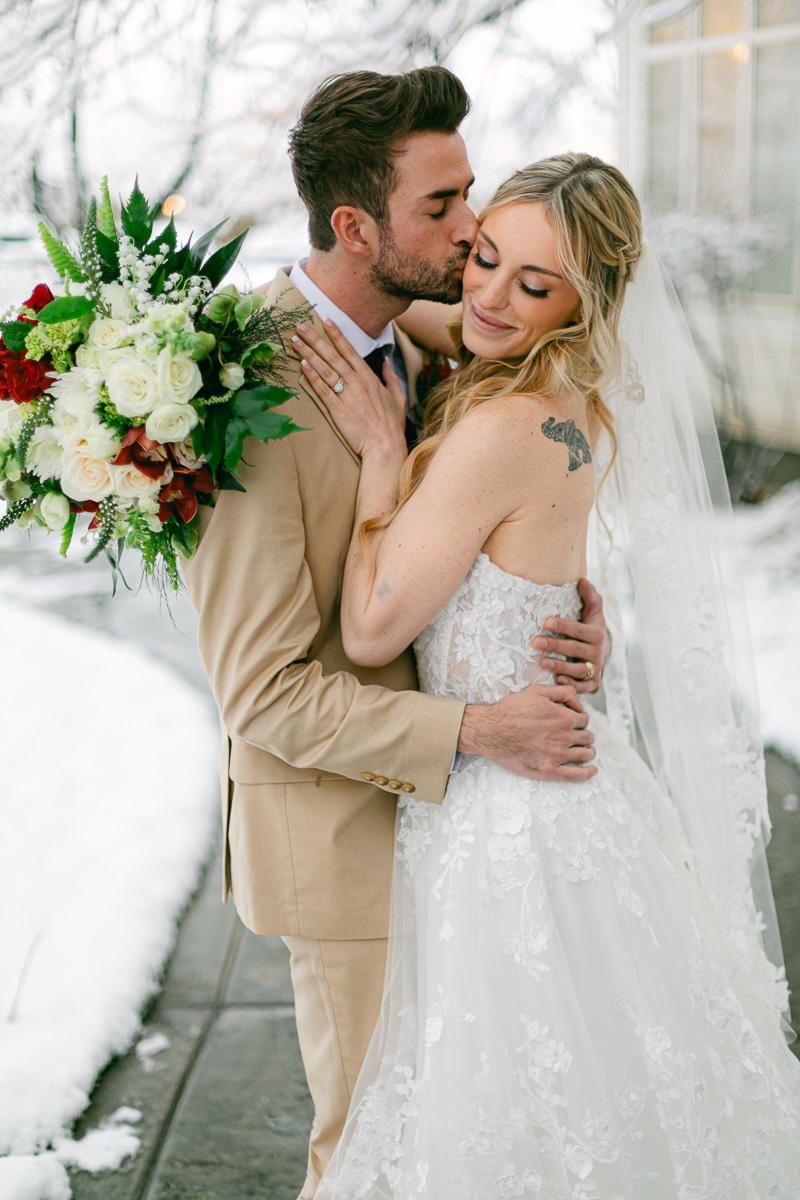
left=296, top=153, right=800, bottom=1198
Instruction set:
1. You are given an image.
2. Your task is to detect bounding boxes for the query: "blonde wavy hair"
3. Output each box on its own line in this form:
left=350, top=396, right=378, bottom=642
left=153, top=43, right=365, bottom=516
left=363, top=152, right=642, bottom=549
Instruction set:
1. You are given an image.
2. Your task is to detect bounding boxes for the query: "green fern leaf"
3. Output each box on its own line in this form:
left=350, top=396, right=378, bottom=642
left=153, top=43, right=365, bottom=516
left=97, top=176, right=117, bottom=243
left=38, top=222, right=85, bottom=283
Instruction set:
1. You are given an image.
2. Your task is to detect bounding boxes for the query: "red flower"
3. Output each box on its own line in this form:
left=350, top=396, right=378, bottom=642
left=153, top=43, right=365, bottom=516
left=158, top=464, right=214, bottom=524
left=22, top=284, right=55, bottom=316
left=0, top=283, right=56, bottom=404
left=0, top=345, right=52, bottom=404
left=113, top=428, right=171, bottom=480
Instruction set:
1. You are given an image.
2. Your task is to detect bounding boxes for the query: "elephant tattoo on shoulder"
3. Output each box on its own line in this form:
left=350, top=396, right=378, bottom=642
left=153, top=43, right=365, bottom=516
left=541, top=416, right=592, bottom=471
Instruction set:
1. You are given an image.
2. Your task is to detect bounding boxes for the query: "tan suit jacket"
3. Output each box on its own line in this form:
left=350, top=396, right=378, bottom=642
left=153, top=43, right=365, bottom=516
left=182, top=270, right=465, bottom=940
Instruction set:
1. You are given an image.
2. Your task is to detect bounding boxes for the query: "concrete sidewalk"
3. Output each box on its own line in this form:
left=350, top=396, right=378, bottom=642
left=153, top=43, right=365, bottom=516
left=66, top=847, right=312, bottom=1200
left=67, top=750, right=800, bottom=1200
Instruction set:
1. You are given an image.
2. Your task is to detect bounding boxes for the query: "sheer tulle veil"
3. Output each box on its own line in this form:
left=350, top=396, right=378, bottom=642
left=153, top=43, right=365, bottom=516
left=588, top=242, right=791, bottom=1034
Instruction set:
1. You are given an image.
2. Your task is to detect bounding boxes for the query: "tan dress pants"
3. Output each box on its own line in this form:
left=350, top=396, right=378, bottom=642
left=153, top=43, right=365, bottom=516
left=282, top=935, right=388, bottom=1200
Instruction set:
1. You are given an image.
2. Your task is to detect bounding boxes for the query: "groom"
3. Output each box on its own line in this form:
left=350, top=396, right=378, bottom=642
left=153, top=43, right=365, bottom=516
left=183, top=66, right=608, bottom=1198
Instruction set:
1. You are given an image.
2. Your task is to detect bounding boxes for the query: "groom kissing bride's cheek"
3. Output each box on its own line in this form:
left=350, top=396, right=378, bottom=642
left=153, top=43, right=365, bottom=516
left=183, top=64, right=800, bottom=1200
left=182, top=64, right=605, bottom=1196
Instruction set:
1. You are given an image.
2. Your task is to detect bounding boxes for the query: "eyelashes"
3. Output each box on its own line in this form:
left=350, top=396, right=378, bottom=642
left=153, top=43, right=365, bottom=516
left=472, top=249, right=494, bottom=270
left=520, top=281, right=549, bottom=299
left=471, top=250, right=549, bottom=299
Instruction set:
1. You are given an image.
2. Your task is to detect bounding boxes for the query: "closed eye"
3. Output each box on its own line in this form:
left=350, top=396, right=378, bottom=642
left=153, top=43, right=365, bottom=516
left=520, top=281, right=549, bottom=299
left=472, top=249, right=496, bottom=269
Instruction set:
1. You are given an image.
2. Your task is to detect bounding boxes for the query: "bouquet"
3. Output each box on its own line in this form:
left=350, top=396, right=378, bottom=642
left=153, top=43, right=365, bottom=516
left=0, top=179, right=307, bottom=590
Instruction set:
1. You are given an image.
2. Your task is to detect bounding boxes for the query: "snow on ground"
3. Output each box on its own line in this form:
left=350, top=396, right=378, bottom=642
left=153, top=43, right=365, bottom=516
left=734, top=482, right=800, bottom=768
left=0, top=591, right=218, bottom=1195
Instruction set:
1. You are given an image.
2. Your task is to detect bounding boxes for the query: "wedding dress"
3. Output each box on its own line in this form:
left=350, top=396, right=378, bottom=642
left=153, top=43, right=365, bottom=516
left=315, top=247, right=800, bottom=1197
left=316, top=552, right=800, bottom=1199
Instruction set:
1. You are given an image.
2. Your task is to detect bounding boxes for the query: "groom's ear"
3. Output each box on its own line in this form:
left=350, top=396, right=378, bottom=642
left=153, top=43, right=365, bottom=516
left=329, top=205, right=380, bottom=260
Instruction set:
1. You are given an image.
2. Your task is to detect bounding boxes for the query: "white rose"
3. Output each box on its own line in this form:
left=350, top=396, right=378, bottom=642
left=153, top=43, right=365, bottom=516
left=106, top=355, right=159, bottom=418
left=145, top=401, right=198, bottom=445
left=156, top=349, right=202, bottom=405
left=114, top=461, right=172, bottom=500
left=52, top=399, right=95, bottom=445
left=87, top=317, right=129, bottom=352
left=39, top=491, right=71, bottom=530
left=60, top=443, right=115, bottom=502
left=94, top=347, right=136, bottom=379
left=99, top=282, right=135, bottom=322
left=0, top=401, right=22, bottom=442
left=26, top=426, right=65, bottom=481
left=75, top=344, right=98, bottom=368
left=219, top=363, right=244, bottom=390
left=82, top=420, right=122, bottom=462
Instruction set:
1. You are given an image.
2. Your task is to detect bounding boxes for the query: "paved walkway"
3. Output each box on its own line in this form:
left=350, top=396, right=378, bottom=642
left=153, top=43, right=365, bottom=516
left=65, top=751, right=800, bottom=1200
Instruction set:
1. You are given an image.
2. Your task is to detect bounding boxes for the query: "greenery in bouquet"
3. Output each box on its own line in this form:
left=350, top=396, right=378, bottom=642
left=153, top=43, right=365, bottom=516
left=0, top=178, right=308, bottom=590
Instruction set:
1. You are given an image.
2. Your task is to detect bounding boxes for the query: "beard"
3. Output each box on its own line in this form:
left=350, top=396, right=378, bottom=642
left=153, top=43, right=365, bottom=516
left=370, top=229, right=468, bottom=304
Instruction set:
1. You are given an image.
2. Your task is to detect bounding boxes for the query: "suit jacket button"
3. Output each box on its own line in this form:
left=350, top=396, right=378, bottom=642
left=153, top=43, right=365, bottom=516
left=401, top=783, right=416, bottom=793
left=362, top=772, right=376, bottom=782
left=374, top=775, right=389, bottom=786
left=387, top=779, right=402, bottom=790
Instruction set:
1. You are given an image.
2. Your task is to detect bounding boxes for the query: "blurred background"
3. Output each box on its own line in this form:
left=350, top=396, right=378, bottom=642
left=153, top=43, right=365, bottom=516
left=1, top=2, right=800, bottom=1198
left=2, top=0, right=799, bottom=497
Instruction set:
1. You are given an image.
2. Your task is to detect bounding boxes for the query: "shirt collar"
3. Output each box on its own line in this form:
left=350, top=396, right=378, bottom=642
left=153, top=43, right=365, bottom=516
left=289, top=259, right=395, bottom=360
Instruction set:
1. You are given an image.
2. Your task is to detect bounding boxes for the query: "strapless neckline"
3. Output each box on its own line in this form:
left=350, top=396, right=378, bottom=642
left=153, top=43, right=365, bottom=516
left=473, top=552, right=579, bottom=600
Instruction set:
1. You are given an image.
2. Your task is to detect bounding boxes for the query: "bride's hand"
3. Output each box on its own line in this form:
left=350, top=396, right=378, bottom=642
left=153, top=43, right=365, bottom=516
left=293, top=320, right=408, bottom=460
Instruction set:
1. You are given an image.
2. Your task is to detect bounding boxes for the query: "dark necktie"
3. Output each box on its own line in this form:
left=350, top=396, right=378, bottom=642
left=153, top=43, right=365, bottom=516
left=363, top=346, right=416, bottom=449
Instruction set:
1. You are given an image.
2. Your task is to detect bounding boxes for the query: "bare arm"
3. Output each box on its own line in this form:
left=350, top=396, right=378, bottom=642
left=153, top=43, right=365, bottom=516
left=395, top=300, right=461, bottom=358
left=294, top=319, right=600, bottom=782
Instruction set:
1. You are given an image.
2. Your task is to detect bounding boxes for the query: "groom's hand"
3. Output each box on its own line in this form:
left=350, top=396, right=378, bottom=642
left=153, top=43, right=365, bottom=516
left=533, top=578, right=610, bottom=695
left=457, top=685, right=596, bottom=783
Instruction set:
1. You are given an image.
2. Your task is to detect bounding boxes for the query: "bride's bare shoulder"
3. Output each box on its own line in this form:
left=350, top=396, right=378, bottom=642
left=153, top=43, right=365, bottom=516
left=442, top=393, right=592, bottom=478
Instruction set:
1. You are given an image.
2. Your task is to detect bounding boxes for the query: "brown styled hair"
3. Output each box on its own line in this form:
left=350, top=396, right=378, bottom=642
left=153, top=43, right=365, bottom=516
left=288, top=67, right=471, bottom=250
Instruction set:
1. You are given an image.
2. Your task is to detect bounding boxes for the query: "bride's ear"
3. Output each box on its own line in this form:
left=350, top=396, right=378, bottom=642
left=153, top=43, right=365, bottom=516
left=330, top=206, right=379, bottom=260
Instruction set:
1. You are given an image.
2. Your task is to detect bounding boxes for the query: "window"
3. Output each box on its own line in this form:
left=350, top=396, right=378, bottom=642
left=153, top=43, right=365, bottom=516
left=638, top=0, right=800, bottom=296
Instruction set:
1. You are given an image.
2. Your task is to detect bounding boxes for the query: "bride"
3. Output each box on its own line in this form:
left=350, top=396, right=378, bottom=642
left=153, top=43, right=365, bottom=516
left=294, top=153, right=800, bottom=1197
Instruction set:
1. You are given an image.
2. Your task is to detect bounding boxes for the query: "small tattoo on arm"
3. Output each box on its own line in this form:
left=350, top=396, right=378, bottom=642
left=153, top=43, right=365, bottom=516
left=541, top=416, right=592, bottom=471
left=375, top=580, right=392, bottom=599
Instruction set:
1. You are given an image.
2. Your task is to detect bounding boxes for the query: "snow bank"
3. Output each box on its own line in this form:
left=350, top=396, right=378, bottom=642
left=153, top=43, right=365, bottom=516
left=734, top=482, right=800, bottom=767
left=0, top=1156, right=71, bottom=1200
left=0, top=598, right=217, bottom=1183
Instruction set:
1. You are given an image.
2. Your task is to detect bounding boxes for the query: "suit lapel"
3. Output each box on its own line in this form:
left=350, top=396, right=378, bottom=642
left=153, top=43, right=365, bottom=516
left=264, top=270, right=360, bottom=466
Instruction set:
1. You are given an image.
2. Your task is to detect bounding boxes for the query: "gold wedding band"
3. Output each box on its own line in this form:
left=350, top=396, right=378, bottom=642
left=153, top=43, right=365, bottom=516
left=332, top=377, right=345, bottom=395
left=583, top=660, right=594, bottom=681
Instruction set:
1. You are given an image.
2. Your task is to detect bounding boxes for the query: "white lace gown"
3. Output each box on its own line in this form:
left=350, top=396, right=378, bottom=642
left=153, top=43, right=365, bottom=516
left=316, top=554, right=800, bottom=1200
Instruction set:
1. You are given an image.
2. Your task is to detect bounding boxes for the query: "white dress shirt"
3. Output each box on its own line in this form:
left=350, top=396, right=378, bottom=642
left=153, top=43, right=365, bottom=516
left=289, top=260, right=409, bottom=400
